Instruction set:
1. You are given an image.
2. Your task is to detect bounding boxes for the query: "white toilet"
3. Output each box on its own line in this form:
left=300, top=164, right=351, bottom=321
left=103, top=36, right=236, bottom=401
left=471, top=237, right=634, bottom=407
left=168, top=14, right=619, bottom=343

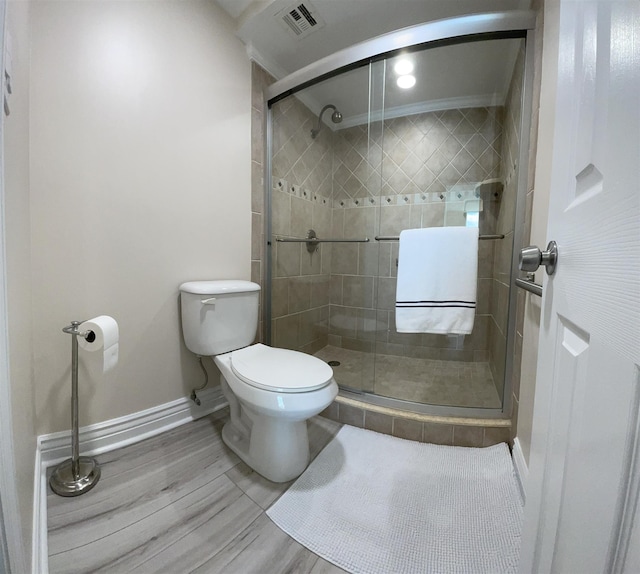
left=179, top=280, right=338, bottom=482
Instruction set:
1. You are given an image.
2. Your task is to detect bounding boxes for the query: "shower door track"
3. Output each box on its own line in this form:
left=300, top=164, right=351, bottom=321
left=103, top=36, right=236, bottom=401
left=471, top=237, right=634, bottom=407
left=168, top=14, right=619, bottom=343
left=340, top=389, right=512, bottom=421
left=265, top=12, right=536, bottom=104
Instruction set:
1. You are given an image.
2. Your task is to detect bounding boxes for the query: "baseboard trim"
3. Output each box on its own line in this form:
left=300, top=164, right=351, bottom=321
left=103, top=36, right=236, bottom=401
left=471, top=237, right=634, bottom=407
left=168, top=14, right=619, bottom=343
left=33, top=387, right=228, bottom=573
left=512, top=436, right=528, bottom=501
left=31, top=446, right=48, bottom=574
left=38, top=386, right=227, bottom=466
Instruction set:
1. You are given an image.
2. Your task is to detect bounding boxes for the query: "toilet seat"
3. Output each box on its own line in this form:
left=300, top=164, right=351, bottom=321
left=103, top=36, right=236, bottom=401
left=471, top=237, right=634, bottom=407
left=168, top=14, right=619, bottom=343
left=230, top=343, right=333, bottom=393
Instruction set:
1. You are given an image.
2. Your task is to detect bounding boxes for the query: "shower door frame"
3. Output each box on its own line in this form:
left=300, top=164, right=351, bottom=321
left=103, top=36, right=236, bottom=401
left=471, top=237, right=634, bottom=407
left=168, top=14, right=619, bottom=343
left=263, top=11, right=536, bottom=419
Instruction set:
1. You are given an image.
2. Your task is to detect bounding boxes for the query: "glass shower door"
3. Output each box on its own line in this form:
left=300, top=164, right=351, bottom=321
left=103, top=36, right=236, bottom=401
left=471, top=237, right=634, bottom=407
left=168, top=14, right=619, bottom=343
left=268, top=62, right=385, bottom=394
left=266, top=33, right=526, bottom=412
left=320, top=60, right=386, bottom=393
left=371, top=38, right=526, bottom=409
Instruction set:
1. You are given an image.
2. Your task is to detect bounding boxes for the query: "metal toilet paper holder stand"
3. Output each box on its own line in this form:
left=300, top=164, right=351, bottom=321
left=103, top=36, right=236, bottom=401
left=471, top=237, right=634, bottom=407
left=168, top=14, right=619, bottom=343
left=49, top=321, right=101, bottom=497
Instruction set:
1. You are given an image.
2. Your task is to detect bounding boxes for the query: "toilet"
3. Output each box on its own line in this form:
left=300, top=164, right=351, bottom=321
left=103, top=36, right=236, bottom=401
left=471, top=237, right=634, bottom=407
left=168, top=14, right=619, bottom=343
left=179, top=280, right=338, bottom=482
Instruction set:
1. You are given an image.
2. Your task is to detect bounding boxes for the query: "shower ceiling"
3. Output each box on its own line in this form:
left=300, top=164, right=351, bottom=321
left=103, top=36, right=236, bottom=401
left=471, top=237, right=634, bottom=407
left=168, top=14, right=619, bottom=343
left=299, top=40, right=522, bottom=129
left=216, top=0, right=530, bottom=124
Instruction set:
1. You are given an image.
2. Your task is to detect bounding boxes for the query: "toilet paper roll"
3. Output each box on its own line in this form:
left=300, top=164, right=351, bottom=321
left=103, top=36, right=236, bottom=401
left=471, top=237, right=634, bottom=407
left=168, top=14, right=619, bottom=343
left=78, top=315, right=119, bottom=373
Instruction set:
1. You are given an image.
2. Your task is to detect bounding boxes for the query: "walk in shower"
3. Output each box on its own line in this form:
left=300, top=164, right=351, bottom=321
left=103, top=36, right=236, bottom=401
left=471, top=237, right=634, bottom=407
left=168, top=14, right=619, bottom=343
left=264, top=13, right=534, bottom=417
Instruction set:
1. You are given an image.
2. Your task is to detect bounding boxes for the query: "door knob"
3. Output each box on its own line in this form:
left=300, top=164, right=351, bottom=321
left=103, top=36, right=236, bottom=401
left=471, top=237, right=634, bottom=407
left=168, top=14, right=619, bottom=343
left=519, top=241, right=558, bottom=276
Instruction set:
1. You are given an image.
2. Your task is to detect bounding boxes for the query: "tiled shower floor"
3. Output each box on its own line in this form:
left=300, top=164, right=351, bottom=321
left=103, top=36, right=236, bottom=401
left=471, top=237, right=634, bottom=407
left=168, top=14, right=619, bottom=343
left=314, top=345, right=501, bottom=409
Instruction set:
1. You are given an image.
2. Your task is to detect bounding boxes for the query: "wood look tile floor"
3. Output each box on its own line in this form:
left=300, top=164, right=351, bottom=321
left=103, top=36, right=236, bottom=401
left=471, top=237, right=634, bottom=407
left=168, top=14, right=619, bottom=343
left=47, top=409, right=346, bottom=574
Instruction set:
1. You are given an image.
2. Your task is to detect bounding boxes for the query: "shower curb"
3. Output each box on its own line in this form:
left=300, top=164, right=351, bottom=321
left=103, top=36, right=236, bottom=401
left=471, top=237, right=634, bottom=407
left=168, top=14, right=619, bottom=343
left=321, top=394, right=513, bottom=449
left=335, top=394, right=511, bottom=427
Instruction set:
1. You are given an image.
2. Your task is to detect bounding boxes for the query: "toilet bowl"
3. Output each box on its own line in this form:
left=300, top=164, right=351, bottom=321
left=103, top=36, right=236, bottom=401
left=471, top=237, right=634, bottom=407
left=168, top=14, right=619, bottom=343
left=179, top=280, right=338, bottom=482
left=215, top=344, right=337, bottom=482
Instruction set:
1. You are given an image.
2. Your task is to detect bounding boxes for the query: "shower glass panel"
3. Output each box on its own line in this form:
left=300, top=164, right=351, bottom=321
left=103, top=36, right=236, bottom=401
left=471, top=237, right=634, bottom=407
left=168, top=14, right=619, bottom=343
left=268, top=31, right=527, bottom=413
left=368, top=40, right=526, bottom=409
left=269, top=62, right=384, bottom=394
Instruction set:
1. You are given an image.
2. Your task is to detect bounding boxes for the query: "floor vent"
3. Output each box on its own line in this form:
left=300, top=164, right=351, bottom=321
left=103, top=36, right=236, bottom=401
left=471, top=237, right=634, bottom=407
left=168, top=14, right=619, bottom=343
left=277, top=1, right=325, bottom=40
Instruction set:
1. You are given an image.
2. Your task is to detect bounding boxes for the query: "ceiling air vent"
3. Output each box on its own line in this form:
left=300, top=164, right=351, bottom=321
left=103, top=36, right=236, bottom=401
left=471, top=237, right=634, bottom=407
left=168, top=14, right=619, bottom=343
left=277, top=1, right=325, bottom=40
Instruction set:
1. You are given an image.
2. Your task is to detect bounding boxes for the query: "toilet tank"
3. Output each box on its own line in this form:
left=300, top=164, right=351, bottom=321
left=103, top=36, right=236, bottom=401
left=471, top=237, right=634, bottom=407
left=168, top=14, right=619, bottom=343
left=179, top=280, right=260, bottom=356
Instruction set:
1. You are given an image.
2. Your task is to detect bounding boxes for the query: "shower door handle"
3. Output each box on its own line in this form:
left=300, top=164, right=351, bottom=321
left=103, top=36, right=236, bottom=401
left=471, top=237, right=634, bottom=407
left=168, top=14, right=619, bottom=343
left=519, top=241, right=558, bottom=276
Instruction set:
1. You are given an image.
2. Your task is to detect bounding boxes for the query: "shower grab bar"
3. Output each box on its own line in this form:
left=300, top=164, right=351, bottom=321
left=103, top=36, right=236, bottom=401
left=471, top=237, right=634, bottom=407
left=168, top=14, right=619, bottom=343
left=374, top=234, right=505, bottom=241
left=275, top=237, right=370, bottom=243
left=275, top=229, right=369, bottom=253
left=515, top=277, right=543, bottom=297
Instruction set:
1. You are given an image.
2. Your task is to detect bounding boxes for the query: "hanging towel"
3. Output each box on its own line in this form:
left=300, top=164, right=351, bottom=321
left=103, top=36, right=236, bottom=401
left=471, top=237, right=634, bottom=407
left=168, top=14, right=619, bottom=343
left=395, top=227, right=479, bottom=334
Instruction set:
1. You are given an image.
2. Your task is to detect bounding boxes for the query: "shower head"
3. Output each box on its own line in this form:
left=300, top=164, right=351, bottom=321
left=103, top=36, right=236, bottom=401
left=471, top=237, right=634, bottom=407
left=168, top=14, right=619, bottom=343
left=311, top=104, right=342, bottom=139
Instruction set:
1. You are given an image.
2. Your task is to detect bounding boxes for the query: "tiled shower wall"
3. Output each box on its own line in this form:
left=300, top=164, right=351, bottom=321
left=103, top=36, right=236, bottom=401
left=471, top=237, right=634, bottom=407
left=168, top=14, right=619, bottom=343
left=328, top=200, right=498, bottom=361
left=255, top=71, right=523, bottom=396
left=264, top=98, right=510, bottom=361
left=512, top=2, right=544, bottom=440
left=269, top=95, right=333, bottom=354
left=489, top=44, right=526, bottom=394
left=332, top=108, right=503, bottom=202
left=265, top=99, right=510, bottom=364
left=328, top=108, right=506, bottom=362
left=250, top=63, right=274, bottom=343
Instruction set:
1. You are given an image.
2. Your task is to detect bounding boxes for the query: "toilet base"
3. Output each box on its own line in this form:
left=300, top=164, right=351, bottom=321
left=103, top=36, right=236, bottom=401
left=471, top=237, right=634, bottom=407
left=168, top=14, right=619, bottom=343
left=214, top=354, right=337, bottom=483
left=221, top=415, right=310, bottom=483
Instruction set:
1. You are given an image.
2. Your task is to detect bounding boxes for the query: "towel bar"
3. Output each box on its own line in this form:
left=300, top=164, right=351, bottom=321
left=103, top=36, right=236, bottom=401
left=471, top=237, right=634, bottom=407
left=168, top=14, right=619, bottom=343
left=515, top=277, right=543, bottom=297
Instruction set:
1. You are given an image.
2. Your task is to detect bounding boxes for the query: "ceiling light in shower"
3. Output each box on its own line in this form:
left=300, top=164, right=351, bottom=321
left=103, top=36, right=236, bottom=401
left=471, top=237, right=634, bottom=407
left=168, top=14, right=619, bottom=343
left=394, top=59, right=414, bottom=75
left=397, top=74, right=416, bottom=89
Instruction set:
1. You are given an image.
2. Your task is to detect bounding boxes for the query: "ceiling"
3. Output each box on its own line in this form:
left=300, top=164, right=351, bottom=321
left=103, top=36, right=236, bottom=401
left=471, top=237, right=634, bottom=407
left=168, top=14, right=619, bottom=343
left=216, top=0, right=530, bottom=126
left=298, top=39, right=523, bottom=130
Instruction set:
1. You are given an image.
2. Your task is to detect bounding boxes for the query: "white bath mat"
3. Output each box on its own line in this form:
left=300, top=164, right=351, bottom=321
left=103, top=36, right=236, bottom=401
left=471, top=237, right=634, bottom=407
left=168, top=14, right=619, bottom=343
left=267, top=425, right=523, bottom=574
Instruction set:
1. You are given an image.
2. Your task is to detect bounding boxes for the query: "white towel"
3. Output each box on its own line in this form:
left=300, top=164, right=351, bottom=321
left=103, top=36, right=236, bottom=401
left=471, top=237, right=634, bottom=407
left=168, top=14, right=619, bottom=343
left=395, top=227, right=479, bottom=334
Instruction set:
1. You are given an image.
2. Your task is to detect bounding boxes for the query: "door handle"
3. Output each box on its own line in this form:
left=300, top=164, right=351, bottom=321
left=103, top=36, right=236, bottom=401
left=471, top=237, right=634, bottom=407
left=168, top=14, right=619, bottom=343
left=519, top=241, right=558, bottom=276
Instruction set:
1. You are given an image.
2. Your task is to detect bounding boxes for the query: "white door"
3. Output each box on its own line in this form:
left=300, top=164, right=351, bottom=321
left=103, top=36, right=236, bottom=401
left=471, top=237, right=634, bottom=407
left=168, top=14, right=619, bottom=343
left=0, top=1, right=29, bottom=572
left=519, top=1, right=640, bottom=573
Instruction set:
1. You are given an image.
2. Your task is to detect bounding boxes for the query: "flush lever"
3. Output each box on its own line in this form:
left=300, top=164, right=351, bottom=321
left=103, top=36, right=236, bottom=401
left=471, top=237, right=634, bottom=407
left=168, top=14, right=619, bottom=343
left=201, top=298, right=216, bottom=305
left=519, top=241, right=558, bottom=276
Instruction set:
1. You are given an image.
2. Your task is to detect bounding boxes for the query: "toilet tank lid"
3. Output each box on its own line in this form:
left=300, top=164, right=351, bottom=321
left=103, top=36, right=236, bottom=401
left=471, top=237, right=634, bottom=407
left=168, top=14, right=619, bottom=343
left=179, top=280, right=260, bottom=295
